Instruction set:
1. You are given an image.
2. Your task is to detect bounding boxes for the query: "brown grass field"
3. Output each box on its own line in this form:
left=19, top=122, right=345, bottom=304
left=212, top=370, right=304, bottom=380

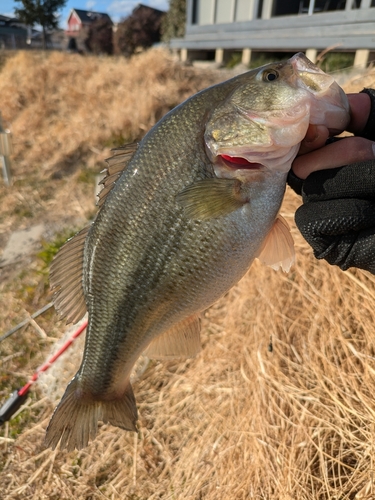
left=1, top=49, right=375, bottom=499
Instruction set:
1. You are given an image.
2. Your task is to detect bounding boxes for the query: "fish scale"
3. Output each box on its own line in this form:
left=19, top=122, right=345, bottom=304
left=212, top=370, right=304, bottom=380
left=45, top=53, right=350, bottom=451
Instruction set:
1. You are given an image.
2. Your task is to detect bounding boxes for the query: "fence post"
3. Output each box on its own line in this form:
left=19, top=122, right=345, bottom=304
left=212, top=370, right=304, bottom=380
left=0, top=113, right=13, bottom=186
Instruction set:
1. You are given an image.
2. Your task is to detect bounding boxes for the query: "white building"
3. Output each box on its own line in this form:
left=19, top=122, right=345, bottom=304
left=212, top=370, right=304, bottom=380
left=169, top=0, right=375, bottom=68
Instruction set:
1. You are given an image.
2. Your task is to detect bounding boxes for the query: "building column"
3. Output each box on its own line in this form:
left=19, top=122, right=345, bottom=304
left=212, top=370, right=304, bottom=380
left=308, top=0, right=316, bottom=15
left=354, top=49, right=369, bottom=69
left=261, top=0, right=273, bottom=19
left=242, top=48, right=252, bottom=66
left=180, top=48, right=188, bottom=62
left=355, top=1, right=370, bottom=68
left=305, top=48, right=317, bottom=63
left=215, top=48, right=224, bottom=64
left=345, top=0, right=354, bottom=10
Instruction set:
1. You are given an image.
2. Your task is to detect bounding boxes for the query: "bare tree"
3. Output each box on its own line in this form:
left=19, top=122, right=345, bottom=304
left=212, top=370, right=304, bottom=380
left=114, top=5, right=165, bottom=58
left=85, top=17, right=113, bottom=55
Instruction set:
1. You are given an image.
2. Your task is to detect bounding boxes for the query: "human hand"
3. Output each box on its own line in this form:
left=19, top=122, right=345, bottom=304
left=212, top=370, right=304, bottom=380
left=288, top=89, right=375, bottom=273
left=293, top=92, right=373, bottom=179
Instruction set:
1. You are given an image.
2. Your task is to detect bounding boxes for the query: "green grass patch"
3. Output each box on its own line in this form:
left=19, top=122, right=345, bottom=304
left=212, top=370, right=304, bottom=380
left=318, top=52, right=355, bottom=73
left=38, top=228, right=78, bottom=269
left=226, top=52, right=242, bottom=69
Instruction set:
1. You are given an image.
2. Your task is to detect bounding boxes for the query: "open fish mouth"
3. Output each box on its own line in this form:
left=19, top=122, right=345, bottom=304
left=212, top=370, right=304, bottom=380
left=219, top=154, right=265, bottom=170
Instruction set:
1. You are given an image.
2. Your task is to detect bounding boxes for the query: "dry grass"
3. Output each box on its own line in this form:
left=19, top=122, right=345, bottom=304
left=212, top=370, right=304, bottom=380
left=0, top=49, right=220, bottom=241
left=1, top=51, right=375, bottom=499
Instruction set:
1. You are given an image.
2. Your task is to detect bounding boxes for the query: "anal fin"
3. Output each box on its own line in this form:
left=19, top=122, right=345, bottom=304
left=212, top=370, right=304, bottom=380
left=144, top=315, right=201, bottom=359
left=256, top=215, right=295, bottom=272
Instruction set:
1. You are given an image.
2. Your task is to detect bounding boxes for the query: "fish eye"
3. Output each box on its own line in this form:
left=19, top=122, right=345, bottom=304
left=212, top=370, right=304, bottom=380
left=262, top=70, right=279, bottom=82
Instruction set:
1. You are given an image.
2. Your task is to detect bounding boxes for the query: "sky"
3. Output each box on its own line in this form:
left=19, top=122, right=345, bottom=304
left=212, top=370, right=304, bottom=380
left=1, top=0, right=169, bottom=27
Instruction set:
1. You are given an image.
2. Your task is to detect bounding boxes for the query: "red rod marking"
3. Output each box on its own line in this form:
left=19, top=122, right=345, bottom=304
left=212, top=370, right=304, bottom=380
left=18, top=319, right=88, bottom=397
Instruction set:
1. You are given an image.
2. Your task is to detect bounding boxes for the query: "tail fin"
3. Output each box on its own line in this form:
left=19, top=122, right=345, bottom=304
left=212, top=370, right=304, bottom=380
left=45, top=376, right=138, bottom=451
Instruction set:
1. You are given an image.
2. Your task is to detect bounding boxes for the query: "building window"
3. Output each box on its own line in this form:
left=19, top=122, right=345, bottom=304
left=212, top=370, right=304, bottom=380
left=273, top=0, right=349, bottom=16
left=320, top=0, right=347, bottom=11
left=273, top=0, right=301, bottom=15
left=257, top=0, right=264, bottom=18
left=192, top=0, right=198, bottom=24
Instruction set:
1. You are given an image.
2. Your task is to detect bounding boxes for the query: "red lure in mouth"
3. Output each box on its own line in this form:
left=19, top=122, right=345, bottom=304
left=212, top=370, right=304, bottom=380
left=220, top=154, right=263, bottom=170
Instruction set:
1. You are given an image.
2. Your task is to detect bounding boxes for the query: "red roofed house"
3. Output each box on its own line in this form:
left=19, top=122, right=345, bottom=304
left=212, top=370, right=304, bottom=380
left=66, top=8, right=113, bottom=51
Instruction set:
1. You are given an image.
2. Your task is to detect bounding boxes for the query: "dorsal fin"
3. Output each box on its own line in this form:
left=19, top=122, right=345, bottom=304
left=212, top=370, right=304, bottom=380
left=144, top=315, right=201, bottom=359
left=256, top=215, right=295, bottom=272
left=97, top=142, right=138, bottom=208
left=50, top=225, right=91, bottom=324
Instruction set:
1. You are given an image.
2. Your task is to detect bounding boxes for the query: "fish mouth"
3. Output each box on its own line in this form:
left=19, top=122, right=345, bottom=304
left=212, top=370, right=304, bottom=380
left=291, top=53, right=350, bottom=132
left=219, top=154, right=264, bottom=170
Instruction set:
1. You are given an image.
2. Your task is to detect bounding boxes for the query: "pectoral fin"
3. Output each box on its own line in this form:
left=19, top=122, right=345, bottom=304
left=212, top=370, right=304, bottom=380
left=256, top=215, right=295, bottom=272
left=144, top=315, right=201, bottom=359
left=176, top=178, right=247, bottom=220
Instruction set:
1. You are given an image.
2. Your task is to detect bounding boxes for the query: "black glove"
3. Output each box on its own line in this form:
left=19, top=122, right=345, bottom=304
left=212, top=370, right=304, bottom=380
left=287, top=88, right=375, bottom=274
left=288, top=164, right=375, bottom=273
left=360, top=88, right=375, bottom=141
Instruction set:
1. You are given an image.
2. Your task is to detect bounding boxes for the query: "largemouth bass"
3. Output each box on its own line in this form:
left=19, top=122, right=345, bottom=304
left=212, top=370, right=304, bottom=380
left=45, top=53, right=349, bottom=451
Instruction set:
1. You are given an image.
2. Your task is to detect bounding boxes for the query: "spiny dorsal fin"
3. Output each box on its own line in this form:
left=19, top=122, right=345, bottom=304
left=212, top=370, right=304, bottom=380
left=144, top=315, right=201, bottom=359
left=176, top=178, right=247, bottom=220
left=98, top=142, right=138, bottom=208
left=50, top=225, right=91, bottom=324
left=256, top=215, right=295, bottom=272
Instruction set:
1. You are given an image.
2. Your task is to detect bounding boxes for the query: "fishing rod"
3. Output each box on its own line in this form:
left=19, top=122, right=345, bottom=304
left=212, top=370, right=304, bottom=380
left=0, top=302, right=54, bottom=343
left=0, top=318, right=88, bottom=424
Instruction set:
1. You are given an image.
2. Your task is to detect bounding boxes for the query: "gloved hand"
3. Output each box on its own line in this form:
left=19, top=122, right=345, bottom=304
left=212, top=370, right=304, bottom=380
left=288, top=162, right=375, bottom=273
left=288, top=88, right=375, bottom=273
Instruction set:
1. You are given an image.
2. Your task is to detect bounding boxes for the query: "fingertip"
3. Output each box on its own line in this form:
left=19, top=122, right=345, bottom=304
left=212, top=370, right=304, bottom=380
left=304, top=124, right=320, bottom=144
left=347, top=93, right=371, bottom=134
left=298, top=125, right=329, bottom=155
